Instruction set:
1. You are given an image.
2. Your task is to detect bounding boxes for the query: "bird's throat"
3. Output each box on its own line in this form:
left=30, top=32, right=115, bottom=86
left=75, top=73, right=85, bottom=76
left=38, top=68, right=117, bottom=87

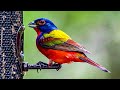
left=34, top=28, right=42, bottom=35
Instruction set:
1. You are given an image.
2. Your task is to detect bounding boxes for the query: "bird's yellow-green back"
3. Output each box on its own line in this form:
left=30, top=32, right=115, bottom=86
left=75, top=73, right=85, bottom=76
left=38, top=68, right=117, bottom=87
left=43, top=30, right=72, bottom=46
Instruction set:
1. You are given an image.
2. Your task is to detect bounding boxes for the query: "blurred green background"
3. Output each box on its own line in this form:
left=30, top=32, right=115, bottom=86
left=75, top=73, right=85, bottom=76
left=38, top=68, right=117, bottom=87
left=23, top=11, right=120, bottom=79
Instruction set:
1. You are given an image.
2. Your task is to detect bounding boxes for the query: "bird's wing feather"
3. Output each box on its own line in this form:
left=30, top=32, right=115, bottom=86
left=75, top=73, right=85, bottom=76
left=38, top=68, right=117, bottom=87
left=38, top=30, right=91, bottom=54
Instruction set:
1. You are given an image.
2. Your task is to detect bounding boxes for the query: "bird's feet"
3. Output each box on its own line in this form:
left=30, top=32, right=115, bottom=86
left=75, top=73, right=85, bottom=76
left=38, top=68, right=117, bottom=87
left=48, top=62, right=62, bottom=71
left=52, top=62, right=62, bottom=71
left=48, top=60, right=53, bottom=67
left=36, top=61, right=62, bottom=72
left=48, top=60, right=62, bottom=71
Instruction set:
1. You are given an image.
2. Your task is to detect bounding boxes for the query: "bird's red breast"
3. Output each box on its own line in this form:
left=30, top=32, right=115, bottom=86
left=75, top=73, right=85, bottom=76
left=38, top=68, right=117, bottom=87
left=36, top=42, right=84, bottom=64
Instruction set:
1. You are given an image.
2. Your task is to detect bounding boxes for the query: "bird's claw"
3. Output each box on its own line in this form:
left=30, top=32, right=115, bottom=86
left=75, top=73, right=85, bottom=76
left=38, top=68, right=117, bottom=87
left=52, top=63, right=62, bottom=71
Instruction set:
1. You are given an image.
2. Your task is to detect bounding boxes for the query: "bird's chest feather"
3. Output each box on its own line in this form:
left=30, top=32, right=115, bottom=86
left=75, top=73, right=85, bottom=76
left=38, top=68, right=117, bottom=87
left=36, top=35, right=48, bottom=55
left=36, top=34, right=54, bottom=56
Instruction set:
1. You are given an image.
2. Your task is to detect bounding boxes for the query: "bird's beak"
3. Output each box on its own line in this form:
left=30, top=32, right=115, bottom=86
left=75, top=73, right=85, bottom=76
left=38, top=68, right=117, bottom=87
left=28, top=22, right=37, bottom=28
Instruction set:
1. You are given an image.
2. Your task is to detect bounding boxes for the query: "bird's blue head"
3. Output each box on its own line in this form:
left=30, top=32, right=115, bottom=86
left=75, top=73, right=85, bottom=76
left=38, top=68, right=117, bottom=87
left=28, top=18, right=58, bottom=33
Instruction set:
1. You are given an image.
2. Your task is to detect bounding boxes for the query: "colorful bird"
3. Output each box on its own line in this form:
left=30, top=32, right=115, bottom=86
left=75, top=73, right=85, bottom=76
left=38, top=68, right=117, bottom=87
left=28, top=18, right=111, bottom=73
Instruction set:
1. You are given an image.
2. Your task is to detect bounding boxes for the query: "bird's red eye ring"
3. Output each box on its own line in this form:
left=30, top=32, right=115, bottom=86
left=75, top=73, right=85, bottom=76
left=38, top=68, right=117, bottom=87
left=37, top=20, right=46, bottom=25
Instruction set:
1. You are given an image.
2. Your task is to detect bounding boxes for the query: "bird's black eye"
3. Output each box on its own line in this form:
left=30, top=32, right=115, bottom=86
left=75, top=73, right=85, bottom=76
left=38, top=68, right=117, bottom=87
left=36, top=20, right=46, bottom=25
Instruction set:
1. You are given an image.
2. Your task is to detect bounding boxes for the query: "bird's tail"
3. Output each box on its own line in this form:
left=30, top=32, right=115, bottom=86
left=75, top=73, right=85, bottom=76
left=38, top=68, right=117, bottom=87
left=79, top=56, right=111, bottom=73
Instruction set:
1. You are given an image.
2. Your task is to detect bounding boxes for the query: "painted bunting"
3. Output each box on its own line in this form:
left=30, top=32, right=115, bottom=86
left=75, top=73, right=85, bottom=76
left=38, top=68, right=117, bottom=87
left=28, top=18, right=110, bottom=73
